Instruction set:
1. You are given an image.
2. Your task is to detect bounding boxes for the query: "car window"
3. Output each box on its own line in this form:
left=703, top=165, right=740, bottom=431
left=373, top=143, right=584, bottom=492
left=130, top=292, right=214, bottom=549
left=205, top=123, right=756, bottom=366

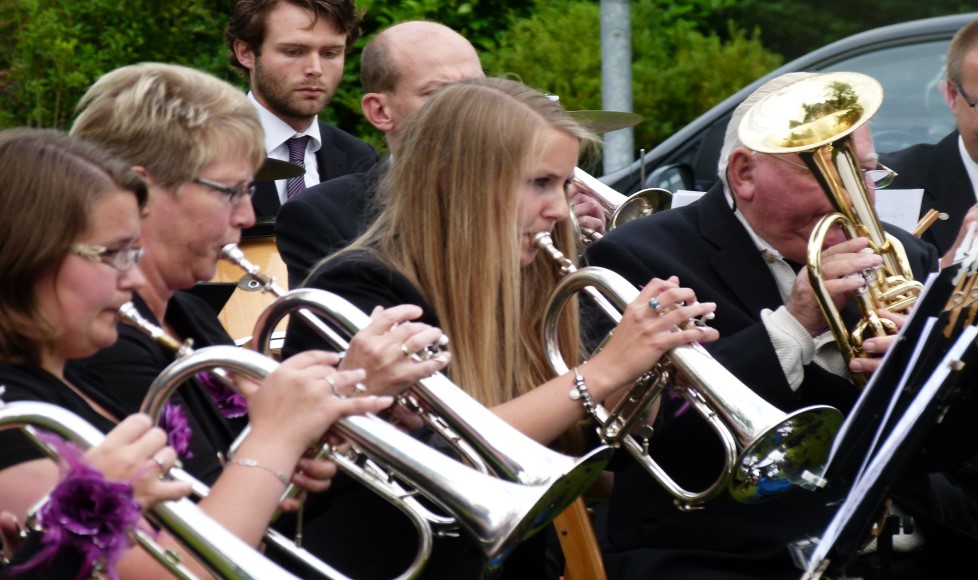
left=822, top=40, right=955, bottom=153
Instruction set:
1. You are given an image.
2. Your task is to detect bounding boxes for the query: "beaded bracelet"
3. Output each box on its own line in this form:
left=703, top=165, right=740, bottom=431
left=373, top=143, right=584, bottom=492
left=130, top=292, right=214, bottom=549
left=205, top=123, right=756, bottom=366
left=229, top=459, right=290, bottom=486
left=568, top=367, right=596, bottom=419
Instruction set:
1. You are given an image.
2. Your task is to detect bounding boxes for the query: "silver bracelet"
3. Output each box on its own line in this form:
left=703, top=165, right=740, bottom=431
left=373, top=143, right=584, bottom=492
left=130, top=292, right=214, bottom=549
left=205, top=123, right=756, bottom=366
left=229, top=458, right=290, bottom=486
left=568, top=367, right=596, bottom=418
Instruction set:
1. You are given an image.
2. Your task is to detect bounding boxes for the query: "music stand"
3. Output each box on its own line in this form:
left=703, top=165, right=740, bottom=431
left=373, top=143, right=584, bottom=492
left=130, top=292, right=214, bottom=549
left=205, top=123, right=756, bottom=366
left=797, top=239, right=978, bottom=577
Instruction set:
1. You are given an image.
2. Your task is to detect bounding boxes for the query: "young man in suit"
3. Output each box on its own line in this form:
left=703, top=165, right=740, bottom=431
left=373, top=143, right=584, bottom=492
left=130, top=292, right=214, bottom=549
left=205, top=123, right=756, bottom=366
left=885, top=18, right=978, bottom=268
left=225, top=0, right=379, bottom=219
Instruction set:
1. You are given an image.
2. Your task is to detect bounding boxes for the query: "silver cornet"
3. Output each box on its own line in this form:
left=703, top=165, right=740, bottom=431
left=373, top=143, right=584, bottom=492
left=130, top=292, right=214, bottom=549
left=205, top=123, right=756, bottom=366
left=534, top=232, right=843, bottom=510
left=570, top=167, right=670, bottom=244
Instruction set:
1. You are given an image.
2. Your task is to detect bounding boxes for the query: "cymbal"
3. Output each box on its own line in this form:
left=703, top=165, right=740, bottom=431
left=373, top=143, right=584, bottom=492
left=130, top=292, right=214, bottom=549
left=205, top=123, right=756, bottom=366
left=568, top=110, right=643, bottom=134
left=255, top=157, right=304, bottom=181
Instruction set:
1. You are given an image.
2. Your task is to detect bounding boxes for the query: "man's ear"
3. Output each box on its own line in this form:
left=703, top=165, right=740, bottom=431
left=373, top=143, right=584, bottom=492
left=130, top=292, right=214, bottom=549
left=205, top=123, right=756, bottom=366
left=943, top=78, right=958, bottom=110
left=233, top=39, right=256, bottom=72
left=727, top=147, right=756, bottom=203
left=361, top=93, right=394, bottom=133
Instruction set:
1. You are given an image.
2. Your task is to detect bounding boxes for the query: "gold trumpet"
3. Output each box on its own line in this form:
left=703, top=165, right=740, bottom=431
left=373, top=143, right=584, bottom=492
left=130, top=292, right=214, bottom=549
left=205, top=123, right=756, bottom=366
left=534, top=232, right=843, bottom=510
left=738, top=71, right=923, bottom=385
left=0, top=397, right=300, bottom=580
left=570, top=167, right=670, bottom=244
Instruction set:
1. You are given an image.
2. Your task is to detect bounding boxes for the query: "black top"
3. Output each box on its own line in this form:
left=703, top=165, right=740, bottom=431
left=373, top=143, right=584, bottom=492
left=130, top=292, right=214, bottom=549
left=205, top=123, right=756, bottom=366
left=286, top=250, right=552, bottom=579
left=0, top=362, right=120, bottom=469
left=584, top=184, right=949, bottom=579
left=79, top=291, right=243, bottom=486
left=276, top=162, right=387, bottom=288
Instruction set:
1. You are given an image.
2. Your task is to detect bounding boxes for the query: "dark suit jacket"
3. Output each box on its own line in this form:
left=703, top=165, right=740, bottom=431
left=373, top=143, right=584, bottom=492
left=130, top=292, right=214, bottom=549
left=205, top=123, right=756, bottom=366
left=883, top=130, right=974, bottom=256
left=251, top=120, right=379, bottom=218
left=275, top=162, right=386, bottom=288
left=584, top=184, right=941, bottom=579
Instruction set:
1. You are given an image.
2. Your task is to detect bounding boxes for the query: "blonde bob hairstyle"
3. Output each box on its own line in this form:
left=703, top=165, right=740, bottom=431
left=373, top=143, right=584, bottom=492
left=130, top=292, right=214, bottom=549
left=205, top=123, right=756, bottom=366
left=0, top=128, right=147, bottom=366
left=70, top=62, right=265, bottom=190
left=344, top=77, right=599, bottom=411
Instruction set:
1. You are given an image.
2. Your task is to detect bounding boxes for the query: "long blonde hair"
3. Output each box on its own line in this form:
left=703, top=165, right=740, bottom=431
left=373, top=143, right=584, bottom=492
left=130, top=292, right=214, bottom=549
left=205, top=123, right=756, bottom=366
left=341, top=77, right=598, bottom=411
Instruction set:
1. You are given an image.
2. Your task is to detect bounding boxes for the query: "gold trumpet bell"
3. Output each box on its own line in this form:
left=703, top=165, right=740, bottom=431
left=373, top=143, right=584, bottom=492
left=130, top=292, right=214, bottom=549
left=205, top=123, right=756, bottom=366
left=738, top=72, right=883, bottom=154
left=731, top=405, right=843, bottom=503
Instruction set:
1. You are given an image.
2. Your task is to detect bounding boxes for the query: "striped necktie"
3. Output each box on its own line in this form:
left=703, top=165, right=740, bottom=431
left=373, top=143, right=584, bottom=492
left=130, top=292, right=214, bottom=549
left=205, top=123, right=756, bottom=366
left=285, top=135, right=311, bottom=198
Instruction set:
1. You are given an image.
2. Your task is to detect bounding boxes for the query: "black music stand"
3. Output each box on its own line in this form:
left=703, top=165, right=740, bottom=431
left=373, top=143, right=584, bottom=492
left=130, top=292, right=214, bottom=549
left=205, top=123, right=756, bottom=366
left=795, top=254, right=978, bottom=578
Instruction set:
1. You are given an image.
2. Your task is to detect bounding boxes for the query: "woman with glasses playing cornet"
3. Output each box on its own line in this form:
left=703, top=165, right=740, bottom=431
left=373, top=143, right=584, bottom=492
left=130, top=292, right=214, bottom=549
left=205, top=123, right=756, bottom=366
left=284, top=76, right=719, bottom=578
left=0, top=128, right=396, bottom=578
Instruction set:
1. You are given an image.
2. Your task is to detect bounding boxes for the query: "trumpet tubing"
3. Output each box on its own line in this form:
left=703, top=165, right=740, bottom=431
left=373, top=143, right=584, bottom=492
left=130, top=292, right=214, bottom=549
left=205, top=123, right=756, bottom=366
left=534, top=232, right=843, bottom=509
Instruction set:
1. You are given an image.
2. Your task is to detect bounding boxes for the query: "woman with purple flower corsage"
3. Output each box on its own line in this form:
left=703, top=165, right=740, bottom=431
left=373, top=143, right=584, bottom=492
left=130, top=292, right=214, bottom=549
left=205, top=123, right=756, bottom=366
left=0, top=128, right=396, bottom=578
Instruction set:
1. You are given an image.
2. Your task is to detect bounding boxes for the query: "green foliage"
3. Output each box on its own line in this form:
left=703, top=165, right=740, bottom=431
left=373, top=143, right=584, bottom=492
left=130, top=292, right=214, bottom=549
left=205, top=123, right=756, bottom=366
left=482, top=0, right=781, bottom=154
left=0, top=0, right=229, bottom=129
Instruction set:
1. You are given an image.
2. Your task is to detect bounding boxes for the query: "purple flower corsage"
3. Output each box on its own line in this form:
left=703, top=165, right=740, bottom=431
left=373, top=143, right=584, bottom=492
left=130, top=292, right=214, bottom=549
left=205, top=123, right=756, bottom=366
left=159, top=402, right=193, bottom=459
left=13, top=433, right=141, bottom=580
left=195, top=370, right=248, bottom=419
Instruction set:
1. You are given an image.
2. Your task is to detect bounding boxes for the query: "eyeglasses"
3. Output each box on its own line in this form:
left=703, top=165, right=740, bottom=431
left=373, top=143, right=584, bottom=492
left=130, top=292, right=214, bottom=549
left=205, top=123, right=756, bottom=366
left=192, top=177, right=256, bottom=204
left=955, top=82, right=978, bottom=110
left=70, top=244, right=145, bottom=272
left=762, top=153, right=897, bottom=189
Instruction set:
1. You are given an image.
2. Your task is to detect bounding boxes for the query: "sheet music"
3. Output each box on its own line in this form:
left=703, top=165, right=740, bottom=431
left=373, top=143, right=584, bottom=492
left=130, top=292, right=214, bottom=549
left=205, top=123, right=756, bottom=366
left=804, top=325, right=977, bottom=576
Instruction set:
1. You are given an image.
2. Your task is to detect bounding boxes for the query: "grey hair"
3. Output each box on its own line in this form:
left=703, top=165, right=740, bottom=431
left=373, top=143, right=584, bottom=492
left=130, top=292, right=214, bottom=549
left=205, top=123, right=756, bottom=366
left=717, top=72, right=816, bottom=191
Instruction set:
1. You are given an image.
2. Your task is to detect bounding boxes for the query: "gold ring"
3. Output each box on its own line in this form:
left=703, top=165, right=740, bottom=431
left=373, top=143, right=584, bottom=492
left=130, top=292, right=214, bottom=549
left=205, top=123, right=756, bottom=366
left=401, top=343, right=412, bottom=357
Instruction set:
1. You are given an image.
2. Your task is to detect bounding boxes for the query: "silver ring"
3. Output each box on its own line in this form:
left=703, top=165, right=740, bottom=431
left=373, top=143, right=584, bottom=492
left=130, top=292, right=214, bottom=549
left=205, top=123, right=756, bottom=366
left=325, top=374, right=338, bottom=388
left=648, top=298, right=661, bottom=312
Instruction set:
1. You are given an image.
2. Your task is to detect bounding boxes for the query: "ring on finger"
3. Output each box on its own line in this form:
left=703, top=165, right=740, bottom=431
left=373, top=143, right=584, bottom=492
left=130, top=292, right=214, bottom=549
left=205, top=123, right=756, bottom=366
left=152, top=455, right=167, bottom=472
left=648, top=297, right=661, bottom=312
left=400, top=343, right=412, bottom=357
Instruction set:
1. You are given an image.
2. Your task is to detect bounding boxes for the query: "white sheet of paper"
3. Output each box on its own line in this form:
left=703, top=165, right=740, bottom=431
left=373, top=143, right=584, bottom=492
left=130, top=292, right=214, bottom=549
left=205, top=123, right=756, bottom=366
left=672, top=190, right=705, bottom=208
left=867, top=188, right=924, bottom=233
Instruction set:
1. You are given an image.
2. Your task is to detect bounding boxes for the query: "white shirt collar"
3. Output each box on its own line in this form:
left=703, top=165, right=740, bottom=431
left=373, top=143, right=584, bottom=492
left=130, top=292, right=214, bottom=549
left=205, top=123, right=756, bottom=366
left=247, top=91, right=322, bottom=155
left=957, top=134, right=978, bottom=203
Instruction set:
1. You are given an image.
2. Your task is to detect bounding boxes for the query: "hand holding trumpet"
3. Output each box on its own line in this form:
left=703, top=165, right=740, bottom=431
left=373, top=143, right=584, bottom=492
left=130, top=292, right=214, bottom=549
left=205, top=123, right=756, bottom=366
left=341, top=305, right=451, bottom=399
left=586, top=276, right=719, bottom=392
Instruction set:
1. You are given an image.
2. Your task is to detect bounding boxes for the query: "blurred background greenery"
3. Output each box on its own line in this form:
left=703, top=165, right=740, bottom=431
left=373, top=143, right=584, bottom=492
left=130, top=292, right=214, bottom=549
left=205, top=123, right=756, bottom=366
left=0, top=0, right=973, bottom=159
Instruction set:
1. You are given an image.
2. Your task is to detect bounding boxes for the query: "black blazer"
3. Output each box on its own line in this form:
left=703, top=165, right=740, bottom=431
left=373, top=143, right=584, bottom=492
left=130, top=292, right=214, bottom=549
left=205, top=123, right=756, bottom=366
left=275, top=162, right=386, bottom=288
left=584, top=184, right=941, bottom=579
left=883, top=130, right=974, bottom=256
left=250, top=120, right=379, bottom=218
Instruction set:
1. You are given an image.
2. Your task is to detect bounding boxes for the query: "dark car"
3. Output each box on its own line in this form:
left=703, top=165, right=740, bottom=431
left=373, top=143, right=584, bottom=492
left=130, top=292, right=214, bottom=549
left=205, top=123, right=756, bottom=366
left=602, top=12, right=978, bottom=196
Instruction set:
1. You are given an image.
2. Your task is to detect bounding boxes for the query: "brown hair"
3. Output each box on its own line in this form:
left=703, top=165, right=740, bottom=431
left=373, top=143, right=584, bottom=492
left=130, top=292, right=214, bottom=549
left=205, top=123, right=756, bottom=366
left=225, top=0, right=362, bottom=76
left=0, top=128, right=146, bottom=366
left=336, top=78, right=599, bottom=416
left=947, top=19, right=978, bottom=85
